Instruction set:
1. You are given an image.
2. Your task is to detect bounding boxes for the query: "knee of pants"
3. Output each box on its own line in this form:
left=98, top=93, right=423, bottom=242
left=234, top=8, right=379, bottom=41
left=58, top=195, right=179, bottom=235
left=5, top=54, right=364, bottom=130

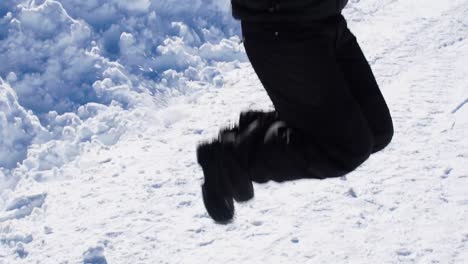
left=372, top=127, right=394, bottom=153
left=331, top=133, right=374, bottom=172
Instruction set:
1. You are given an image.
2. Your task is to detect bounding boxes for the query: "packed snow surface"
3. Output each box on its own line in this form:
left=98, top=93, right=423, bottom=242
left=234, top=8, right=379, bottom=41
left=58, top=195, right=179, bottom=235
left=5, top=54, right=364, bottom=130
left=0, top=0, right=467, bottom=263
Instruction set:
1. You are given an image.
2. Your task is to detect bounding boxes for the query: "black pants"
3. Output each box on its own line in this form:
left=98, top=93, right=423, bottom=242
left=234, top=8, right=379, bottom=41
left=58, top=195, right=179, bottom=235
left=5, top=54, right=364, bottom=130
left=241, top=15, right=394, bottom=182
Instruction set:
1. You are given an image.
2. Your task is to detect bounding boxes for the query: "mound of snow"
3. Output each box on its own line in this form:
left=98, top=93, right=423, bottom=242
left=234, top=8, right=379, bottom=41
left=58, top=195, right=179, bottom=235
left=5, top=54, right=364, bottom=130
left=0, top=0, right=244, bottom=115
left=0, top=0, right=246, bottom=191
left=0, top=79, right=48, bottom=170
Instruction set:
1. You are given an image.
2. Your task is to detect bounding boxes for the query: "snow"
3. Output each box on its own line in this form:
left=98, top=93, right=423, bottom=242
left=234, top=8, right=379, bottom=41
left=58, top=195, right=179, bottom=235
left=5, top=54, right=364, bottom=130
left=0, top=0, right=243, bottom=114
left=0, top=0, right=244, bottom=189
left=0, top=0, right=467, bottom=263
left=0, top=193, right=46, bottom=222
left=0, top=80, right=48, bottom=170
left=83, top=246, right=108, bottom=264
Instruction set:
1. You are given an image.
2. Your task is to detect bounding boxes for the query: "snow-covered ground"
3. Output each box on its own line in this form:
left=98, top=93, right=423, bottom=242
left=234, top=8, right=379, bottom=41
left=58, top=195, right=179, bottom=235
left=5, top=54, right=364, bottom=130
left=1, top=0, right=467, bottom=263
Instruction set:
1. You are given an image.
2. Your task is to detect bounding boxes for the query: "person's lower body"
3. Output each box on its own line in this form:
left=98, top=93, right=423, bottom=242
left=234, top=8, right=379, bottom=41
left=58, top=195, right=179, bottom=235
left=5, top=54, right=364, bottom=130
left=240, top=14, right=394, bottom=181
left=196, top=14, right=394, bottom=223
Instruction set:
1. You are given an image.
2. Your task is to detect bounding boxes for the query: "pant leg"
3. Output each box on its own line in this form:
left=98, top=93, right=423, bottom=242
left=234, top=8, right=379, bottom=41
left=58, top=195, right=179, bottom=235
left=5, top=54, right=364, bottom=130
left=335, top=18, right=394, bottom=153
left=241, top=17, right=374, bottom=181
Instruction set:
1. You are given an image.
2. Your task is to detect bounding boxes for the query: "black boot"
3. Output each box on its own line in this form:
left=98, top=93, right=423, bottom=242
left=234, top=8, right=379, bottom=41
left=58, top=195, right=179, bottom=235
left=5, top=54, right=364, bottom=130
left=241, top=118, right=318, bottom=183
left=217, top=127, right=255, bottom=202
left=197, top=141, right=235, bottom=224
left=197, top=110, right=285, bottom=223
left=235, top=111, right=285, bottom=183
left=197, top=125, right=258, bottom=223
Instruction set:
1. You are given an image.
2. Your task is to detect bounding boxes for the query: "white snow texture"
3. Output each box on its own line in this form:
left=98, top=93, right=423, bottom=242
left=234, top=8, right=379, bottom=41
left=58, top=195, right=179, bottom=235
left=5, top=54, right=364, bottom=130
left=0, top=0, right=467, bottom=263
left=0, top=0, right=244, bottom=186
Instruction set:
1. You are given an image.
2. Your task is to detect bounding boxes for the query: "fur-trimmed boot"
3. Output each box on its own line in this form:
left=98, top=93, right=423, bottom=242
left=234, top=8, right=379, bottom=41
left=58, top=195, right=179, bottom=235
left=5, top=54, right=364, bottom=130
left=197, top=110, right=285, bottom=223
left=237, top=111, right=315, bottom=183
left=197, top=140, right=235, bottom=223
left=238, top=110, right=278, bottom=132
left=216, top=127, right=254, bottom=202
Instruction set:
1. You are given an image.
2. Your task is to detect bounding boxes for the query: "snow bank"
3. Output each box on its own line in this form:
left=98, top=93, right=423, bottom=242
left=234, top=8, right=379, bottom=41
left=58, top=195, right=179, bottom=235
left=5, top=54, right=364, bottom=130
left=0, top=80, right=48, bottom=170
left=0, top=0, right=245, bottom=191
left=0, top=0, right=243, bottom=115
